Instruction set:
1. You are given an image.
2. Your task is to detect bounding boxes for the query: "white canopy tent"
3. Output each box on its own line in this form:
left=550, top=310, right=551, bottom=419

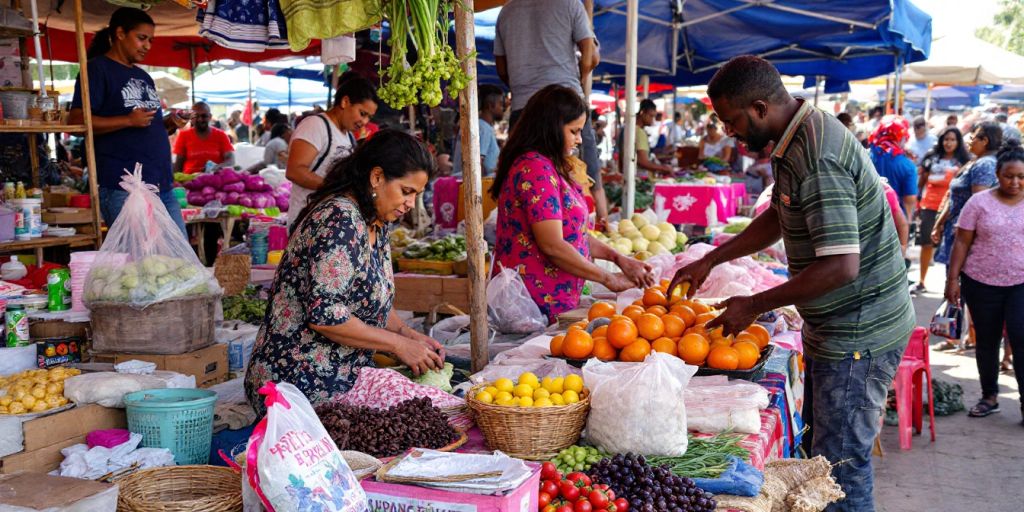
left=902, top=34, right=1024, bottom=85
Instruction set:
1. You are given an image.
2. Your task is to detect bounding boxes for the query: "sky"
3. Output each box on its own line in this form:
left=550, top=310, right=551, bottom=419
left=913, top=0, right=1002, bottom=39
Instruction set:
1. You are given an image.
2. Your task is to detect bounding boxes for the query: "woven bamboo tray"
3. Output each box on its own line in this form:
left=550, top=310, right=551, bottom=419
left=466, top=383, right=590, bottom=460
left=116, top=465, right=242, bottom=512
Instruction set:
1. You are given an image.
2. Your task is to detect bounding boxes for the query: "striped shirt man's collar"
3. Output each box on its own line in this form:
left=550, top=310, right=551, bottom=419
left=772, top=100, right=814, bottom=160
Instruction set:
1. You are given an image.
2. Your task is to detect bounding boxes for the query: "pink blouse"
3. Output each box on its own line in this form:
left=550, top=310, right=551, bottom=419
left=957, top=189, right=1024, bottom=287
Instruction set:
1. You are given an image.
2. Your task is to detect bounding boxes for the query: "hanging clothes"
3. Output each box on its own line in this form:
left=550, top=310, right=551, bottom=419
left=278, top=0, right=379, bottom=51
left=321, top=34, right=356, bottom=66
left=196, top=0, right=290, bottom=52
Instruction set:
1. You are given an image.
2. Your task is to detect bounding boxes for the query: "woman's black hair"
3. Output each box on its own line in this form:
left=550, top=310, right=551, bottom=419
left=291, top=129, right=435, bottom=232
left=270, top=123, right=290, bottom=140
left=926, top=126, right=971, bottom=165
left=973, top=121, right=1003, bottom=152
left=87, top=7, right=154, bottom=60
left=996, top=138, right=1024, bottom=173
left=332, top=72, right=378, bottom=108
left=490, top=85, right=588, bottom=199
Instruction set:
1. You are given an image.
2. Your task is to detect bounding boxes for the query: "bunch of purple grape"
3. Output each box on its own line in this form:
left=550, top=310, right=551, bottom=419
left=587, top=453, right=716, bottom=512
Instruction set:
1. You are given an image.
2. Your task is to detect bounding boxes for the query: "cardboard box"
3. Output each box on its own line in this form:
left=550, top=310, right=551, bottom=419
left=29, top=319, right=90, bottom=340
left=0, top=404, right=126, bottom=473
left=35, top=337, right=83, bottom=368
left=393, top=275, right=470, bottom=313
left=42, top=189, right=77, bottom=208
left=98, top=344, right=228, bottom=388
left=361, top=464, right=540, bottom=512
left=0, top=472, right=118, bottom=510
left=42, top=208, right=92, bottom=225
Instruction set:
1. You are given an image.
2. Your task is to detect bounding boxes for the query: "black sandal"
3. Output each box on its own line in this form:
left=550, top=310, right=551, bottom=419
left=968, top=400, right=1001, bottom=417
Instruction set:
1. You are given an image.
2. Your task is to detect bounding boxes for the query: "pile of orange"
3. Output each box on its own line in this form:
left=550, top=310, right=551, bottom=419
left=550, top=281, right=771, bottom=370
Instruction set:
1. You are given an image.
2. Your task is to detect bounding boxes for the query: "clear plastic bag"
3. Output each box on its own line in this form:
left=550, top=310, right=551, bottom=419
left=84, top=166, right=221, bottom=309
left=583, top=352, right=697, bottom=456
left=486, top=265, right=547, bottom=334
left=246, top=381, right=367, bottom=512
left=685, top=375, right=770, bottom=434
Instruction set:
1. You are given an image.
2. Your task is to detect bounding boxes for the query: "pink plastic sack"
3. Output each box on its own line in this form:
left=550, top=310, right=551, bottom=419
left=338, top=368, right=472, bottom=431
left=86, top=429, right=131, bottom=449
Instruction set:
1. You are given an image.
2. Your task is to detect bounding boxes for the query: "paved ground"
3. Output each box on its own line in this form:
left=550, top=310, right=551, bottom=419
left=874, top=248, right=1024, bottom=512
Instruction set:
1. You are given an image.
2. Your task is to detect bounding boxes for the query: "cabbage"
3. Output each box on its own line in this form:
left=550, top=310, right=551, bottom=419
left=412, top=362, right=454, bottom=393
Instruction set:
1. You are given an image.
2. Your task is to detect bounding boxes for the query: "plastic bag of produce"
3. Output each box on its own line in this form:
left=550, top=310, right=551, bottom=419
left=685, top=375, right=770, bottom=434
left=486, top=265, right=547, bottom=333
left=84, top=166, right=221, bottom=308
left=246, top=381, right=367, bottom=512
left=583, top=352, right=697, bottom=456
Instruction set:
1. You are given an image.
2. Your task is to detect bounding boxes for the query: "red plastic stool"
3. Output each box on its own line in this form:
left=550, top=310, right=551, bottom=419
left=892, top=327, right=936, bottom=450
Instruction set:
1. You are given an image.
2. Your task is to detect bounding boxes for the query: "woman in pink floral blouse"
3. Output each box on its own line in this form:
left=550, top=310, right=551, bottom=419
left=491, top=85, right=655, bottom=323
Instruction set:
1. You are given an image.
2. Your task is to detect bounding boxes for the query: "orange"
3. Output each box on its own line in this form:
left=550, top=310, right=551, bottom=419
left=607, top=318, right=639, bottom=349
left=651, top=337, right=678, bottom=357
left=670, top=304, right=697, bottom=327
left=620, top=339, right=652, bottom=362
left=688, top=301, right=712, bottom=315
left=610, top=314, right=632, bottom=323
left=642, top=288, right=668, bottom=308
left=710, top=338, right=733, bottom=350
left=622, top=305, right=646, bottom=321
left=684, top=325, right=708, bottom=337
left=568, top=320, right=588, bottom=331
left=636, top=313, right=666, bottom=341
left=734, top=332, right=761, bottom=347
left=588, top=301, right=617, bottom=321
left=646, top=305, right=668, bottom=317
left=591, top=337, right=618, bottom=361
left=659, top=278, right=672, bottom=289
left=678, top=334, right=711, bottom=365
left=592, top=325, right=609, bottom=339
left=733, top=341, right=761, bottom=370
left=562, top=329, right=594, bottom=359
left=696, top=312, right=718, bottom=325
left=707, top=346, right=740, bottom=370
left=549, top=334, right=565, bottom=357
left=745, top=324, right=771, bottom=349
left=662, top=313, right=686, bottom=338
left=708, top=325, right=731, bottom=342
left=632, top=299, right=645, bottom=307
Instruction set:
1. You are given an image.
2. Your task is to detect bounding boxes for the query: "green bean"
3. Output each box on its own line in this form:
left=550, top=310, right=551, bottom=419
left=646, top=433, right=749, bottom=479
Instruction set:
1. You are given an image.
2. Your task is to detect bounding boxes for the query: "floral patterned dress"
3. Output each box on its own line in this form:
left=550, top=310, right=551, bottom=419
left=245, top=197, right=393, bottom=416
left=494, top=151, right=591, bottom=323
left=935, top=155, right=997, bottom=265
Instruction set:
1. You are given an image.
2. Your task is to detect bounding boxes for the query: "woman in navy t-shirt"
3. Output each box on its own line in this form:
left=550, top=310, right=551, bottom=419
left=70, top=8, right=185, bottom=234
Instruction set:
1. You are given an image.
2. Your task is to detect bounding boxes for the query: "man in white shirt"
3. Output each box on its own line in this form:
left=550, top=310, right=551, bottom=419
left=904, top=116, right=936, bottom=165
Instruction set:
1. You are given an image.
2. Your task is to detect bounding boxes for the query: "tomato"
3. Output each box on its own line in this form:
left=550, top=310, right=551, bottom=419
left=566, top=472, right=592, bottom=488
left=588, top=489, right=609, bottom=509
left=559, top=480, right=580, bottom=502
left=541, top=462, right=560, bottom=481
left=541, top=480, right=560, bottom=498
left=556, top=506, right=573, bottom=512
left=538, top=492, right=552, bottom=509
left=613, top=498, right=629, bottom=511
left=574, top=500, right=593, bottom=512
left=542, top=506, right=556, bottom=512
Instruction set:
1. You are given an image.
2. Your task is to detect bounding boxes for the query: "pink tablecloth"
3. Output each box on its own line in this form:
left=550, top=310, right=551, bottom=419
left=653, top=182, right=747, bottom=226
left=692, top=406, right=784, bottom=471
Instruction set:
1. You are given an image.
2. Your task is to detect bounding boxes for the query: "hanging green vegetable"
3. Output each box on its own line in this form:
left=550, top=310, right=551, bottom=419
left=378, top=0, right=474, bottom=108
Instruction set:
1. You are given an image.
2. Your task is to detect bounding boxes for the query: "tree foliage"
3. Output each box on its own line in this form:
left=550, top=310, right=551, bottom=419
left=976, top=0, right=1024, bottom=55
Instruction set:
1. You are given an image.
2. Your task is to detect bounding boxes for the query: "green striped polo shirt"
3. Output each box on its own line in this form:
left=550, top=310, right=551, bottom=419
left=771, top=101, right=914, bottom=361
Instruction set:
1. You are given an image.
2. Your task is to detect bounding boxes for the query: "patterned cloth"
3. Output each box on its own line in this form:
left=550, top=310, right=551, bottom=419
left=245, top=197, right=393, bottom=416
left=935, top=155, right=998, bottom=264
left=197, top=0, right=289, bottom=52
left=493, top=152, right=591, bottom=323
left=868, top=115, right=910, bottom=156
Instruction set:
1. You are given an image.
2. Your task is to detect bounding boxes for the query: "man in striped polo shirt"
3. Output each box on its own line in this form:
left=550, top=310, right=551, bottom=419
left=669, top=56, right=914, bottom=512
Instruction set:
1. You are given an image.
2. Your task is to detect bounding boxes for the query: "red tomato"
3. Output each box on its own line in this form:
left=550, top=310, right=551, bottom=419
left=566, top=472, right=592, bottom=488
left=541, top=480, right=560, bottom=498
left=542, top=506, right=556, bottom=512
left=559, top=481, right=580, bottom=502
left=541, top=462, right=560, bottom=481
left=613, top=498, right=629, bottom=511
left=588, top=489, right=610, bottom=509
left=574, top=500, right=593, bottom=512
left=556, top=506, right=573, bottom=512
left=538, top=492, right=552, bottom=509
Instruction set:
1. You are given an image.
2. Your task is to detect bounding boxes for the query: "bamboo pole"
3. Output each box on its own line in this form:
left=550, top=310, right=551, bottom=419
left=74, top=0, right=102, bottom=246
left=454, top=0, right=489, bottom=373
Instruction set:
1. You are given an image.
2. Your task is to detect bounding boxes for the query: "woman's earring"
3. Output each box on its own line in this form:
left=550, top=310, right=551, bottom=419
left=372, top=189, right=378, bottom=199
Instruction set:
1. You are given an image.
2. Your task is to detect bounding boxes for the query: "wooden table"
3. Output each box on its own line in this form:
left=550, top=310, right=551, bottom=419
left=187, top=215, right=237, bottom=265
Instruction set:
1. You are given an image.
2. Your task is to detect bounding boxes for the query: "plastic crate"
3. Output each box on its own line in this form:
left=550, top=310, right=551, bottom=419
left=124, top=388, right=217, bottom=465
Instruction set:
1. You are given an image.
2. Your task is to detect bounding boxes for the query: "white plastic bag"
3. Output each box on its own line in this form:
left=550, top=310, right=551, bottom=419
left=84, top=166, right=221, bottom=308
left=63, top=371, right=195, bottom=408
left=583, top=352, right=697, bottom=456
left=246, top=381, right=367, bottom=512
left=486, top=265, right=547, bottom=333
left=685, top=376, right=770, bottom=434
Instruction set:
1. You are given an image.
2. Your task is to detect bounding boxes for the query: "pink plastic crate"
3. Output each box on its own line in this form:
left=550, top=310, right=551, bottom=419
left=361, top=462, right=540, bottom=512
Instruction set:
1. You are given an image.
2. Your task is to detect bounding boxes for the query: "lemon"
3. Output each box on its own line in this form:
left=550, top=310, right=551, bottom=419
left=518, top=372, right=541, bottom=389
left=533, top=388, right=551, bottom=400
left=31, top=386, right=46, bottom=399
left=550, top=393, right=565, bottom=406
left=20, top=395, right=36, bottom=409
left=540, top=376, right=554, bottom=391
left=513, top=383, right=534, bottom=398
left=30, top=402, right=47, bottom=413
left=56, top=397, right=68, bottom=407
left=564, top=375, right=584, bottom=394
left=0, top=406, right=7, bottom=414
left=517, top=396, right=534, bottom=407
left=12, top=389, right=26, bottom=401
left=8, top=403, right=25, bottom=414
left=0, top=396, right=11, bottom=407
left=475, top=391, right=494, bottom=404
left=534, top=397, right=554, bottom=407
left=495, top=396, right=515, bottom=406
left=495, top=391, right=513, bottom=402
left=484, top=386, right=500, bottom=397
left=563, top=389, right=580, bottom=404
left=494, top=378, right=515, bottom=393
left=550, top=376, right=565, bottom=394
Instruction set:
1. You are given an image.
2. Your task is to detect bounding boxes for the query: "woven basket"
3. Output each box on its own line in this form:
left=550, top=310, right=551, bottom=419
left=214, top=254, right=252, bottom=297
left=117, top=465, right=242, bottom=512
left=466, top=383, right=590, bottom=460
left=89, top=294, right=218, bottom=354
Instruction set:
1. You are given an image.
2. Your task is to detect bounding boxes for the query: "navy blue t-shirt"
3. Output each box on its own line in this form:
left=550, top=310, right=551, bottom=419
left=71, top=56, right=172, bottom=191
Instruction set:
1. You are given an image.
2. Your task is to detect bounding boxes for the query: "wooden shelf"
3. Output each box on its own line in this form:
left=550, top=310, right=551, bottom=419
left=0, top=124, right=88, bottom=134
left=0, top=234, right=96, bottom=253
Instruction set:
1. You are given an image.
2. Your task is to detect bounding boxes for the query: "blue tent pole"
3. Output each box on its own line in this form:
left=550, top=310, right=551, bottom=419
left=288, top=77, right=293, bottom=111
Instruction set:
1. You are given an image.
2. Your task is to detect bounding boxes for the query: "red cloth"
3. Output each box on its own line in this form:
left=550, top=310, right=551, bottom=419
left=242, top=99, right=254, bottom=127
left=868, top=115, right=910, bottom=156
left=172, top=128, right=235, bottom=174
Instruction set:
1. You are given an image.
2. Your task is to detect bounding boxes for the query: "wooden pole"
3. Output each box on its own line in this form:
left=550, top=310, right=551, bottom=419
left=454, top=0, right=489, bottom=373
left=74, top=0, right=102, bottom=246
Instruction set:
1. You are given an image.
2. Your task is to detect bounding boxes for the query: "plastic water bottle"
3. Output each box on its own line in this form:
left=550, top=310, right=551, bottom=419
left=1, top=256, right=28, bottom=281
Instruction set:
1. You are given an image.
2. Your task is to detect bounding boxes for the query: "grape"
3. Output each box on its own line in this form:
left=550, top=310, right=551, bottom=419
left=586, top=454, right=717, bottom=512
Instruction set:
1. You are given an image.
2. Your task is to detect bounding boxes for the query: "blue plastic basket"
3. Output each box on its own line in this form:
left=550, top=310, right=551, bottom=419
left=124, top=388, right=217, bottom=465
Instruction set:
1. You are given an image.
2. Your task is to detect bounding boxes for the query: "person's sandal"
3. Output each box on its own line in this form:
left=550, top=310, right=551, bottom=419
left=936, top=340, right=959, bottom=351
left=968, top=400, right=1001, bottom=417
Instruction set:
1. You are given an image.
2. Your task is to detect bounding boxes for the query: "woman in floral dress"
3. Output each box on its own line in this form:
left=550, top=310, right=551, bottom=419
left=246, top=130, right=445, bottom=414
left=491, top=85, right=655, bottom=324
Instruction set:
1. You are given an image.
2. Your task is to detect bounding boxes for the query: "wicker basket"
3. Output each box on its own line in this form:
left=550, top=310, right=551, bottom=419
left=117, top=465, right=242, bottom=512
left=466, top=383, right=590, bottom=460
left=89, top=294, right=219, bottom=354
left=214, top=254, right=252, bottom=297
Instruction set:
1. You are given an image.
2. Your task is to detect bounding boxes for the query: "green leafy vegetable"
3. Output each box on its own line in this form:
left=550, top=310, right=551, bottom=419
left=645, top=433, right=749, bottom=479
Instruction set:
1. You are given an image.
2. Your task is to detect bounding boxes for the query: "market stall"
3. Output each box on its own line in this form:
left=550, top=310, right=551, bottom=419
left=653, top=182, right=748, bottom=227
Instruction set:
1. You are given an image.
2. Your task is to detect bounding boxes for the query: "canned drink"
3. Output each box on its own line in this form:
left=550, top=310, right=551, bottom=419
left=5, top=305, right=28, bottom=347
left=47, top=268, right=71, bottom=311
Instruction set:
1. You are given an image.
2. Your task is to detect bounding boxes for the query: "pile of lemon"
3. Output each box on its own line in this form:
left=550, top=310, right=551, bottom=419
left=0, top=367, right=78, bottom=415
left=475, top=372, right=586, bottom=408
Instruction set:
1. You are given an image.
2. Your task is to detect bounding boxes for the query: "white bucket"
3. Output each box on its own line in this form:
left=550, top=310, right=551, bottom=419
left=9, top=199, right=42, bottom=238
left=0, top=91, right=32, bottom=120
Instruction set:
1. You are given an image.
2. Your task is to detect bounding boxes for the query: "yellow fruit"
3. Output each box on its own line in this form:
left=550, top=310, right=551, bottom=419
left=518, top=372, right=540, bottom=389
left=46, top=383, right=61, bottom=395
left=31, top=386, right=46, bottom=399
left=44, top=395, right=61, bottom=407
left=20, top=395, right=36, bottom=409
left=495, top=391, right=513, bottom=402
left=11, top=389, right=26, bottom=401
left=0, top=406, right=7, bottom=414
left=0, top=396, right=11, bottom=407
left=562, top=390, right=580, bottom=404
left=8, top=403, right=25, bottom=414
left=548, top=377, right=565, bottom=394
left=533, top=388, right=551, bottom=400
left=518, top=396, right=534, bottom=407
left=514, top=384, right=534, bottom=398
left=564, top=375, right=584, bottom=394
left=540, top=376, right=554, bottom=391
left=495, top=395, right=515, bottom=406
left=475, top=391, right=494, bottom=404
left=550, top=393, right=565, bottom=406
left=30, top=402, right=47, bottom=413
left=56, top=397, right=68, bottom=407
left=484, top=386, right=499, bottom=397
left=534, top=397, right=554, bottom=407
left=494, top=378, right=515, bottom=393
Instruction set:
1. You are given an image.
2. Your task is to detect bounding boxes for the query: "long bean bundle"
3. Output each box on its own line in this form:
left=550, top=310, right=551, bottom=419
left=646, top=433, right=750, bottom=479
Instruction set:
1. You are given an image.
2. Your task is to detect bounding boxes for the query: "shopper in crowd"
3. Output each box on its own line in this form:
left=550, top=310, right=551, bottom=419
left=494, top=0, right=608, bottom=229
left=670, top=56, right=913, bottom=512
left=995, top=112, right=1021, bottom=143
left=256, top=108, right=289, bottom=145
left=451, top=84, right=504, bottom=177
left=905, top=116, right=937, bottom=165
left=869, top=116, right=918, bottom=219
left=285, top=73, right=378, bottom=226
left=664, top=111, right=686, bottom=149
left=69, top=7, right=185, bottom=234
left=946, top=114, right=959, bottom=129
left=490, top=85, right=654, bottom=323
left=173, top=101, right=235, bottom=175
left=836, top=112, right=855, bottom=131
left=697, top=115, right=734, bottom=163
left=245, top=130, right=444, bottom=415
left=944, top=140, right=1024, bottom=421
left=915, top=126, right=970, bottom=293
left=262, top=123, right=292, bottom=170
left=630, top=99, right=674, bottom=176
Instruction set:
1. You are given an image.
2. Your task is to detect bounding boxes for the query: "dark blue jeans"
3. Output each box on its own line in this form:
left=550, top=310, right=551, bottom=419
left=803, top=347, right=905, bottom=512
left=99, top=186, right=187, bottom=237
